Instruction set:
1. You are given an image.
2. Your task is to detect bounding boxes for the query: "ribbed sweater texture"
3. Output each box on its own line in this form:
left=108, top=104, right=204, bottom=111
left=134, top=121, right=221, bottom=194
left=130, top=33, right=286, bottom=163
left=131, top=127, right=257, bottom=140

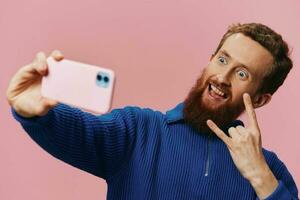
left=12, top=103, right=299, bottom=199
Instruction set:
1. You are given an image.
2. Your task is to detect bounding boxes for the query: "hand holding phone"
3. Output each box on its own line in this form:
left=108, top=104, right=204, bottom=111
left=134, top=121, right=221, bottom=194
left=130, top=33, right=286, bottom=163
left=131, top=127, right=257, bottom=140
left=6, top=51, right=62, bottom=118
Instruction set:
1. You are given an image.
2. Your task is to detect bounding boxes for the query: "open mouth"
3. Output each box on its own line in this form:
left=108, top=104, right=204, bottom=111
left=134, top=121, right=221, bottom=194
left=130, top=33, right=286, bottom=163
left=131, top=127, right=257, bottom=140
left=208, top=83, right=228, bottom=100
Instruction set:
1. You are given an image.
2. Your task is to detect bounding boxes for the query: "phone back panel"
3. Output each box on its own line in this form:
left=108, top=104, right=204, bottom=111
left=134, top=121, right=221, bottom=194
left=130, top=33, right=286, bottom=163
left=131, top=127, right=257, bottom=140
left=41, top=57, right=115, bottom=114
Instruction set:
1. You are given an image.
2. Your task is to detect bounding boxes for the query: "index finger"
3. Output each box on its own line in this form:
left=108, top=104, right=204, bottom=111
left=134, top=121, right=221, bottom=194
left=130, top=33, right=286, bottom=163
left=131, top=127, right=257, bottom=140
left=50, top=50, right=64, bottom=61
left=207, top=119, right=232, bottom=146
left=243, top=93, right=259, bottom=129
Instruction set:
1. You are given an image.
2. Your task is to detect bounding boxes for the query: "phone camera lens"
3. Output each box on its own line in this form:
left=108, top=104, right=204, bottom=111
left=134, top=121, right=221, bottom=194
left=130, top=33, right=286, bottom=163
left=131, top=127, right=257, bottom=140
left=97, top=74, right=102, bottom=81
left=104, top=76, right=109, bottom=82
left=96, top=73, right=110, bottom=88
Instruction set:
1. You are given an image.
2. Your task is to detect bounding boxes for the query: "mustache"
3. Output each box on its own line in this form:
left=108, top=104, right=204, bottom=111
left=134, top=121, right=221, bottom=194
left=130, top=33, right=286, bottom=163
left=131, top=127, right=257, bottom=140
left=183, top=75, right=245, bottom=134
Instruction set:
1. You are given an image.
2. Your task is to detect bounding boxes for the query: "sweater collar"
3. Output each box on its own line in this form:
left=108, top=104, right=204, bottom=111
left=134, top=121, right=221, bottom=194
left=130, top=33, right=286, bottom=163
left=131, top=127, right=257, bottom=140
left=165, top=102, right=244, bottom=131
left=165, top=103, right=185, bottom=124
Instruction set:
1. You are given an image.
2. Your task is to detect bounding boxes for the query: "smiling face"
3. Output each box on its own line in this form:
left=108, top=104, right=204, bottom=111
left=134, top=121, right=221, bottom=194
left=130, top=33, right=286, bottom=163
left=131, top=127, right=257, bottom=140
left=183, top=33, right=274, bottom=134
left=203, top=33, right=273, bottom=110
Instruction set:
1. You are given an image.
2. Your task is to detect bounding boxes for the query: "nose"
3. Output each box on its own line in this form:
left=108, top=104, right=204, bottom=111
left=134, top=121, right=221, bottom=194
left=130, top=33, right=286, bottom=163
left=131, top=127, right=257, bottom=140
left=216, top=68, right=231, bottom=87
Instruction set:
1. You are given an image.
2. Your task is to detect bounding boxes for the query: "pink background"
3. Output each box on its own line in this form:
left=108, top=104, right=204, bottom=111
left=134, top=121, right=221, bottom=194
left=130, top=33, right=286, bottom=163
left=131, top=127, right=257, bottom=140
left=1, top=0, right=299, bottom=199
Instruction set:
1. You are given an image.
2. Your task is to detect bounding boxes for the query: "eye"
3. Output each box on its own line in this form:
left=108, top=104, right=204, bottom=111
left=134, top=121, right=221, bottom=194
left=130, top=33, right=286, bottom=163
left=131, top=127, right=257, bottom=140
left=237, top=70, right=248, bottom=80
left=218, top=56, right=227, bottom=65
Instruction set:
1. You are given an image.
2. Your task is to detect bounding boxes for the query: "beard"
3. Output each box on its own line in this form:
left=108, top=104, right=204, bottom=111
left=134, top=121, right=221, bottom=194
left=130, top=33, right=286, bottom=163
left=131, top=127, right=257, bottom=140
left=183, top=69, right=245, bottom=135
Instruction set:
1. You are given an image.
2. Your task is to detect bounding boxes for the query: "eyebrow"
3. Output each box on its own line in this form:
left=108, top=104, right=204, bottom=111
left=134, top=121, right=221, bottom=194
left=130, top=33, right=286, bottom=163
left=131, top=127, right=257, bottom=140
left=219, top=50, right=253, bottom=74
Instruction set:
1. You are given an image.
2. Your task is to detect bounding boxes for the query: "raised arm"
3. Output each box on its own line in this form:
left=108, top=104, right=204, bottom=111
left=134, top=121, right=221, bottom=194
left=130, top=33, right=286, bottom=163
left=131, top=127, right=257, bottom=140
left=12, top=103, right=139, bottom=180
left=7, top=50, right=139, bottom=180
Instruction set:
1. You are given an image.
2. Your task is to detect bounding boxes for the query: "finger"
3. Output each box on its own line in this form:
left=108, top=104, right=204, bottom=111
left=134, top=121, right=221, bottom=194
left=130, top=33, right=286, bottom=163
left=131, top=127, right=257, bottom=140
left=50, top=50, right=64, bottom=61
left=34, top=52, right=48, bottom=75
left=228, top=127, right=240, bottom=139
left=243, top=93, right=259, bottom=129
left=9, top=52, right=47, bottom=92
left=28, top=52, right=47, bottom=76
left=207, top=120, right=232, bottom=146
left=236, top=125, right=247, bottom=134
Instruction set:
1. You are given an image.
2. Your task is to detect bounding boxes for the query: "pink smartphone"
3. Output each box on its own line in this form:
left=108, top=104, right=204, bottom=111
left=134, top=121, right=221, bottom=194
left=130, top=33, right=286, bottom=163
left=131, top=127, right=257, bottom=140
left=41, top=57, right=115, bottom=114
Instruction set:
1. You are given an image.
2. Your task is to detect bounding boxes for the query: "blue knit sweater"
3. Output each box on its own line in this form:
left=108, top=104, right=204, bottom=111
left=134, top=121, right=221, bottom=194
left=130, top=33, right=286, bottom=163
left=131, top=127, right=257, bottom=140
left=12, top=103, right=299, bottom=199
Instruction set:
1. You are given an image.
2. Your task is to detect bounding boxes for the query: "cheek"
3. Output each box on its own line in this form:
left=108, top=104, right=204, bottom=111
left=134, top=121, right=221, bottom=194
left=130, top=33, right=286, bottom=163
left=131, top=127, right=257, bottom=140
left=206, top=63, right=219, bottom=73
left=230, top=82, right=249, bottom=100
left=203, top=66, right=220, bottom=80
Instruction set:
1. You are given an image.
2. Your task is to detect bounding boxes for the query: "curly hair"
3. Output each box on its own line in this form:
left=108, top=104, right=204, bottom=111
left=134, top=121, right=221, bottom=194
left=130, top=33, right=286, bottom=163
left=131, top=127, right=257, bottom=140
left=213, top=23, right=293, bottom=95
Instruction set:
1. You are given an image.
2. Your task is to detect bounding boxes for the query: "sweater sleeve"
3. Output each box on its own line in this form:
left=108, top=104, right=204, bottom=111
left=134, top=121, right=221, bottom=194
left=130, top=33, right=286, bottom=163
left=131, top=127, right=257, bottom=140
left=11, top=103, right=140, bottom=180
left=257, top=152, right=299, bottom=200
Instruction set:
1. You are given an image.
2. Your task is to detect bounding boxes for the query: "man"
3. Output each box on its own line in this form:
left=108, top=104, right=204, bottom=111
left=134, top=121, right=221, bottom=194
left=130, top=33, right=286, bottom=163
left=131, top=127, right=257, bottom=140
left=6, top=23, right=299, bottom=199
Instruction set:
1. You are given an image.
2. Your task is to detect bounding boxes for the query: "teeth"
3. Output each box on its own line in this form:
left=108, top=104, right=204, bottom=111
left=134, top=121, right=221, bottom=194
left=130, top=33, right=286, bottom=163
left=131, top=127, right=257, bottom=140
left=211, top=84, right=225, bottom=97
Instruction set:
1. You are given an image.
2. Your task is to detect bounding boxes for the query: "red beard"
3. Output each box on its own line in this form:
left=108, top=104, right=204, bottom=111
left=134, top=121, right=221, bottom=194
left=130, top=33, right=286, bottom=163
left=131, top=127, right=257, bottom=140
left=183, top=70, right=245, bottom=135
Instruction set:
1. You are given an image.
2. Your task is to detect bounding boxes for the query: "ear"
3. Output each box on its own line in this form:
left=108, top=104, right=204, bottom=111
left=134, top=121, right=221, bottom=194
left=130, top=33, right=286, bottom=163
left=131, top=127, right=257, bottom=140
left=252, top=93, right=272, bottom=108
